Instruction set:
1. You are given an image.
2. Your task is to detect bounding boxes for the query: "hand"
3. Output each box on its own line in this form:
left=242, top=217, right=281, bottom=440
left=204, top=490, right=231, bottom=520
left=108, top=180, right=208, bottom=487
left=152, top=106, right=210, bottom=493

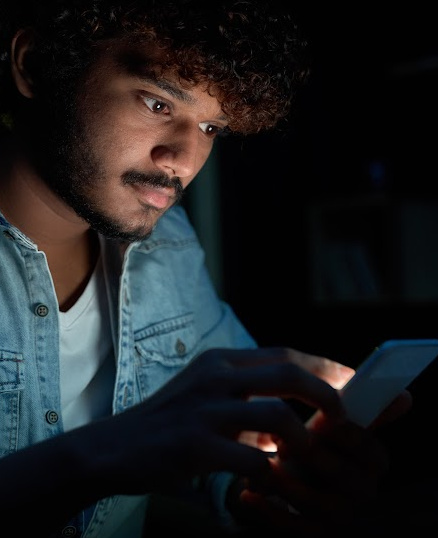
left=238, top=351, right=355, bottom=452
left=87, top=347, right=348, bottom=496
left=230, top=383, right=412, bottom=537
left=229, top=421, right=391, bottom=537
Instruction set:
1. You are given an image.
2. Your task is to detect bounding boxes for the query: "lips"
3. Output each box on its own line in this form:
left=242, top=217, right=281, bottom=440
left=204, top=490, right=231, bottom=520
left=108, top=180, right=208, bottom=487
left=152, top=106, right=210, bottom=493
left=131, top=183, right=175, bottom=209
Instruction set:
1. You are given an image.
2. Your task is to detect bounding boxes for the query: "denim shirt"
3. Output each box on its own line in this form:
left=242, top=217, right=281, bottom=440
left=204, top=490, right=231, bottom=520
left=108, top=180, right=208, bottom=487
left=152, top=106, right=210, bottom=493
left=0, top=204, right=256, bottom=537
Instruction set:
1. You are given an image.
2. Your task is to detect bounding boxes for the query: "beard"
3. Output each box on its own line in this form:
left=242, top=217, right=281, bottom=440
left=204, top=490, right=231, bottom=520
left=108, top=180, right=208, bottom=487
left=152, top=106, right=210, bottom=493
left=26, top=90, right=184, bottom=242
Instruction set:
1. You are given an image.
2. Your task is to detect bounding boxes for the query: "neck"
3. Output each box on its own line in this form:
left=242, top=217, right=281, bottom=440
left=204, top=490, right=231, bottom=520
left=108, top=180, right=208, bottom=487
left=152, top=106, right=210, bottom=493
left=0, top=138, right=100, bottom=311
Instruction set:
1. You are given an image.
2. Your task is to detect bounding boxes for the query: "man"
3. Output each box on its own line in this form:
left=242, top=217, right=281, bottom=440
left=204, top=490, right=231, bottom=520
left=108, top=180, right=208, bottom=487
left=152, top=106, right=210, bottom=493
left=0, top=1, right=409, bottom=537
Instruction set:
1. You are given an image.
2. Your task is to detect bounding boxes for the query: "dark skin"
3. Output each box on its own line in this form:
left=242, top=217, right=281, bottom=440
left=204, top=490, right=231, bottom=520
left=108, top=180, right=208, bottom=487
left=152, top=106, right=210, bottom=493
left=0, top=345, right=411, bottom=536
left=226, top=394, right=412, bottom=537
left=0, top=25, right=412, bottom=537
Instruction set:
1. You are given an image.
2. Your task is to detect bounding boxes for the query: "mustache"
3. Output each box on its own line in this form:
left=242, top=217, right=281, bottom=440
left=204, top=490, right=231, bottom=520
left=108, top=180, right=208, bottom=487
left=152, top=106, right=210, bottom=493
left=122, top=170, right=184, bottom=201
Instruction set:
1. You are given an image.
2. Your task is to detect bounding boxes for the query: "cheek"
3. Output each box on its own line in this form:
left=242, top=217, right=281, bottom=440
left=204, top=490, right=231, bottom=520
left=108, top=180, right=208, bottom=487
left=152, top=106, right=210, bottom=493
left=95, top=126, right=148, bottom=171
left=79, top=94, right=135, bottom=152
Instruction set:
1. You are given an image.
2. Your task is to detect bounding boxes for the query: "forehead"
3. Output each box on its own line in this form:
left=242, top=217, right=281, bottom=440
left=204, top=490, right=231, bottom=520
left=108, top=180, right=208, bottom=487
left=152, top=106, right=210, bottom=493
left=92, top=38, right=220, bottom=96
left=84, top=38, right=226, bottom=117
left=92, top=39, right=205, bottom=89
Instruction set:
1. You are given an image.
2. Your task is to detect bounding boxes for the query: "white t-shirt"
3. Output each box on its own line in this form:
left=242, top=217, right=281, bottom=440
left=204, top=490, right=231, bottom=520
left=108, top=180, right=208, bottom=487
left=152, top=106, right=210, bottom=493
left=59, top=255, right=115, bottom=432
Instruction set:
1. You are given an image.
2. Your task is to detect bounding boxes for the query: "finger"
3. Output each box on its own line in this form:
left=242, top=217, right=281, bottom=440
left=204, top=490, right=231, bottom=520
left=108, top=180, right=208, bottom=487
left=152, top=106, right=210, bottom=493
left=238, top=431, right=278, bottom=452
left=279, top=350, right=355, bottom=390
left=198, top=434, right=273, bottom=477
left=227, top=347, right=355, bottom=390
left=306, top=389, right=412, bottom=433
left=243, top=461, right=347, bottom=530
left=195, top=348, right=349, bottom=419
left=207, top=399, right=310, bottom=454
left=279, top=424, right=389, bottom=494
left=229, top=362, right=345, bottom=421
left=249, top=456, right=378, bottom=529
left=315, top=422, right=389, bottom=471
left=239, top=489, right=324, bottom=537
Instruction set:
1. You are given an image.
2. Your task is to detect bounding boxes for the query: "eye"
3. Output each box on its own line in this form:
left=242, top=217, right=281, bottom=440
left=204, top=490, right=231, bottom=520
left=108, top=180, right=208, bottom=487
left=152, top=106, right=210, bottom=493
left=142, top=96, right=170, bottom=114
left=199, top=122, right=227, bottom=138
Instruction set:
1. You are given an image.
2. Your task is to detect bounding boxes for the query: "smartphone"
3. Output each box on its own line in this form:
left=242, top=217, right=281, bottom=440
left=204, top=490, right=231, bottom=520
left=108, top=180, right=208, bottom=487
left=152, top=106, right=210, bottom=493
left=331, top=339, right=438, bottom=428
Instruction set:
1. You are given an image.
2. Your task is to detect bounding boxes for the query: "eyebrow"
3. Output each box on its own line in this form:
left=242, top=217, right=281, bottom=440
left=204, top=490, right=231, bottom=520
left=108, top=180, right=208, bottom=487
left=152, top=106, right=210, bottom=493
left=141, top=76, right=196, bottom=105
left=117, top=49, right=228, bottom=121
left=117, top=49, right=194, bottom=103
left=137, top=72, right=228, bottom=122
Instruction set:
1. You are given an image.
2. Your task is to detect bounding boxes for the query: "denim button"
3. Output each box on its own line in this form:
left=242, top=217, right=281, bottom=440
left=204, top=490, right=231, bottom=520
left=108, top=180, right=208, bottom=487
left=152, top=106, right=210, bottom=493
left=175, top=339, right=186, bottom=356
left=62, top=526, right=77, bottom=537
left=35, top=304, right=49, bottom=317
left=45, top=410, right=59, bottom=424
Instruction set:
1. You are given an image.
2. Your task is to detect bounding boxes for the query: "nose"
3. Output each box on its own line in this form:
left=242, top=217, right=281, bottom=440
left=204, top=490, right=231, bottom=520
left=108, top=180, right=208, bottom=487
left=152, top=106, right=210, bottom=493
left=151, top=124, right=205, bottom=181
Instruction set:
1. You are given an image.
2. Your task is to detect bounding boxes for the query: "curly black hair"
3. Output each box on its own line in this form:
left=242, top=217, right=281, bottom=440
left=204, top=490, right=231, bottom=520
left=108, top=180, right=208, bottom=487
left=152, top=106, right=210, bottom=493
left=0, top=0, right=310, bottom=134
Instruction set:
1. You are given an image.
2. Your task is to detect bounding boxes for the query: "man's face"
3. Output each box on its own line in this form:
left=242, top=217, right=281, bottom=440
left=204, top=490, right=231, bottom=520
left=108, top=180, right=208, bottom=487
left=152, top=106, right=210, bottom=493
left=33, top=40, right=228, bottom=241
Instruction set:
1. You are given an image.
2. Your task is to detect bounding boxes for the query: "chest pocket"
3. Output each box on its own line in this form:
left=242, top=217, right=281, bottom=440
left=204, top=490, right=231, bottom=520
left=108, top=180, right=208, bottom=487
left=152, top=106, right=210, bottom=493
left=0, top=351, right=24, bottom=456
left=134, top=314, right=197, bottom=399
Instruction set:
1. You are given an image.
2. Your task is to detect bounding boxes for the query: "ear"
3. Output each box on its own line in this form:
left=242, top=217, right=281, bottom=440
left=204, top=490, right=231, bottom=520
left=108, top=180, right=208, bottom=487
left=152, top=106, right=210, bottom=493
left=10, top=28, right=36, bottom=99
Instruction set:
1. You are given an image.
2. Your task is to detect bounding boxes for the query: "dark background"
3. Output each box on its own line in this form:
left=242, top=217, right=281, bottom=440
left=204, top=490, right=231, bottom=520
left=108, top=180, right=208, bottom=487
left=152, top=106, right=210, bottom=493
left=188, top=3, right=438, bottom=367
left=185, top=1, right=438, bottom=471
left=148, top=5, right=438, bottom=533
